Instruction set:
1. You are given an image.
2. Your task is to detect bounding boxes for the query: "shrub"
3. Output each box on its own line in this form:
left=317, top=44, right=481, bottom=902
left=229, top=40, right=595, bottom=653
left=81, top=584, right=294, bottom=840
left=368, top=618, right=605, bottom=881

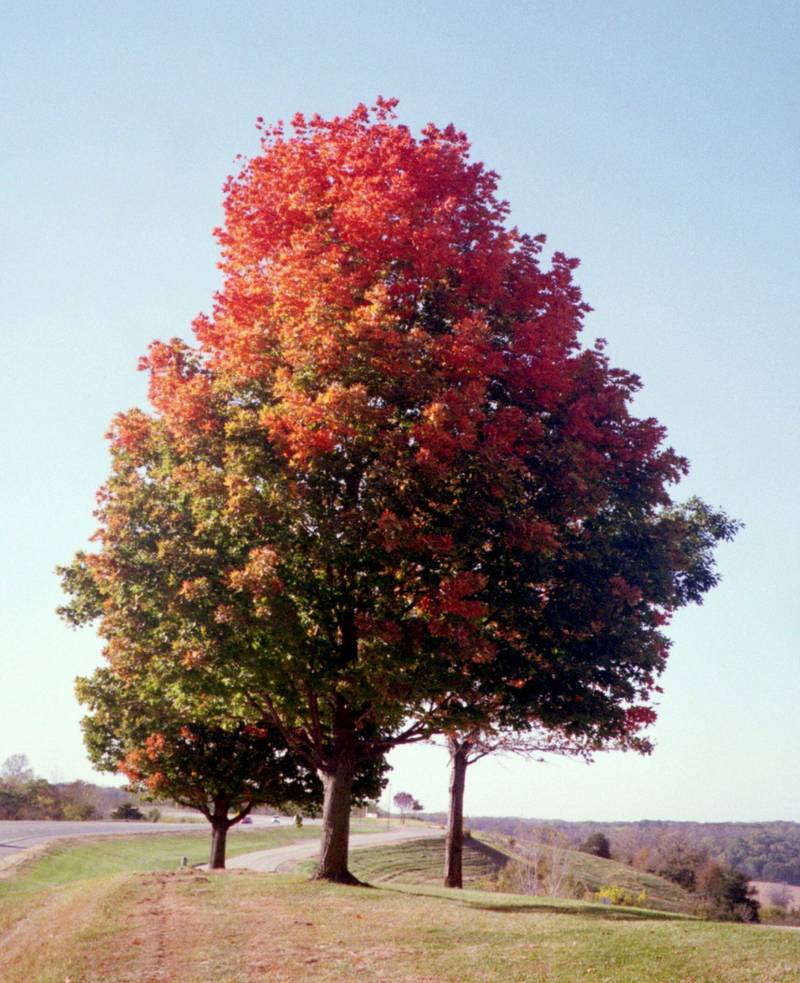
left=696, top=862, right=760, bottom=923
left=594, top=884, right=648, bottom=907
left=580, top=833, right=611, bottom=859
left=111, top=801, right=144, bottom=820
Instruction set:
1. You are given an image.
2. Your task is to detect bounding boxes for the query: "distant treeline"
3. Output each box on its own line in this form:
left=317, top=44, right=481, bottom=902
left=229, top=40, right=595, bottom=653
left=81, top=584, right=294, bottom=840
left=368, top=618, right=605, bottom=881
left=0, top=754, right=131, bottom=821
left=422, top=815, right=800, bottom=886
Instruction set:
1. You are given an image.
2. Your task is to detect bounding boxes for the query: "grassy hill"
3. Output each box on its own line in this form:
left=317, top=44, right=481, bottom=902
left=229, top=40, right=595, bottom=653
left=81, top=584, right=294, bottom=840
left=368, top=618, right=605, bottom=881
left=2, top=864, right=799, bottom=982
left=347, top=834, right=508, bottom=886
left=1, top=829, right=798, bottom=982
left=344, top=833, right=694, bottom=914
left=489, top=834, right=695, bottom=914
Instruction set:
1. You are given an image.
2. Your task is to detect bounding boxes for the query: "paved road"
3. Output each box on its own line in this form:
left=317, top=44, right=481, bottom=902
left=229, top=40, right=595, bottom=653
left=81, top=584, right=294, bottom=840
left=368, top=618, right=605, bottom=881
left=0, top=820, right=205, bottom=862
left=226, top=824, right=444, bottom=872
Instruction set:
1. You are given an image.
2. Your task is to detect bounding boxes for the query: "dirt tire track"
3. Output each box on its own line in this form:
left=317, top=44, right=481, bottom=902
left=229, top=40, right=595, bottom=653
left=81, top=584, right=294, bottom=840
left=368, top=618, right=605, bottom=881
left=88, top=872, right=172, bottom=983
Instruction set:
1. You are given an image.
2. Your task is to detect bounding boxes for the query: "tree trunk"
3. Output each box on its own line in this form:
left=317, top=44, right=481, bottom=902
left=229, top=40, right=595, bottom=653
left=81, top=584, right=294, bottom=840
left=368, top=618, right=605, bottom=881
left=314, top=754, right=358, bottom=883
left=444, top=737, right=470, bottom=889
left=209, top=798, right=231, bottom=869
left=314, top=700, right=359, bottom=884
left=209, top=821, right=229, bottom=869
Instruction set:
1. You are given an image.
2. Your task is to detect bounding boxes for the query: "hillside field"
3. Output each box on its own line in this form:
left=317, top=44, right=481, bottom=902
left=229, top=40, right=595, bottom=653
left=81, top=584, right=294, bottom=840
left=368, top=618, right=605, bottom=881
left=1, top=830, right=799, bottom=981
left=339, top=834, right=694, bottom=914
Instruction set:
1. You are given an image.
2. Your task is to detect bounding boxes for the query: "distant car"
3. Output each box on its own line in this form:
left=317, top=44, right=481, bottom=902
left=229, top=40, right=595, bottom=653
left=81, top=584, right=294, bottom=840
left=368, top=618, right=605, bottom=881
left=240, top=816, right=253, bottom=825
left=271, top=817, right=281, bottom=824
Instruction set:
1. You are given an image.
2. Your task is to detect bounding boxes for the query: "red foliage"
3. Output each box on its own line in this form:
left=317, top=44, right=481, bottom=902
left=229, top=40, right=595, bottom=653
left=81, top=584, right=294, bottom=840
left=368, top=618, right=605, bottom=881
left=116, top=100, right=696, bottom=738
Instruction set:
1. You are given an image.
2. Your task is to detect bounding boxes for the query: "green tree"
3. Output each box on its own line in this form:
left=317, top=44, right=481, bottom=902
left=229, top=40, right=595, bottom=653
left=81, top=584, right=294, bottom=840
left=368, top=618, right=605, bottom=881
left=580, top=832, right=612, bottom=860
left=76, top=666, right=382, bottom=869
left=110, top=801, right=144, bottom=820
left=697, top=861, right=760, bottom=922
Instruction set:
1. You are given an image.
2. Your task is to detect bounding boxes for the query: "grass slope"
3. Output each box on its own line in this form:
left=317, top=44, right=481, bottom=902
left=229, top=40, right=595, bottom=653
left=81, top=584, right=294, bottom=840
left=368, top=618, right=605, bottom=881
left=490, top=835, right=695, bottom=914
left=344, top=833, right=694, bottom=914
left=347, top=835, right=507, bottom=886
left=1, top=867, right=798, bottom=983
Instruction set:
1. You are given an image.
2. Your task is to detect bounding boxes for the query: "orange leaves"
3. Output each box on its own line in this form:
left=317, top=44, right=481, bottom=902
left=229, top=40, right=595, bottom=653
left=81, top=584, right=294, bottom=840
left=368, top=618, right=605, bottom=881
left=180, top=649, right=207, bottom=669
left=263, top=380, right=386, bottom=466
left=228, top=546, right=282, bottom=604
left=145, top=732, right=166, bottom=759
left=106, top=409, right=153, bottom=454
left=119, top=749, right=146, bottom=782
left=177, top=578, right=211, bottom=602
left=203, top=100, right=513, bottom=389
left=139, top=339, right=218, bottom=440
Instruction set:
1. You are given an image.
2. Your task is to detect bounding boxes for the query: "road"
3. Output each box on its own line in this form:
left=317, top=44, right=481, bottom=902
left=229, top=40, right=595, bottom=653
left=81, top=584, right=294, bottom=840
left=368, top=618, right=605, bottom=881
left=0, top=820, right=203, bottom=863
left=226, top=823, right=444, bottom=872
left=0, top=819, right=443, bottom=874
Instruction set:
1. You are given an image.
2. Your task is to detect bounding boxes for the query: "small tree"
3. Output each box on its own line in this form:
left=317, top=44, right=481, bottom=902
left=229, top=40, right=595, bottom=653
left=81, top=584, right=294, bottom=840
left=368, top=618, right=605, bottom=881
left=77, top=669, right=324, bottom=868
left=59, top=781, right=101, bottom=821
left=497, top=827, right=573, bottom=897
left=110, top=801, right=143, bottom=821
left=696, top=861, right=760, bottom=923
left=393, top=791, right=419, bottom=824
left=656, top=840, right=709, bottom=892
left=579, top=832, right=611, bottom=859
left=0, top=754, right=34, bottom=786
left=767, top=883, right=792, bottom=910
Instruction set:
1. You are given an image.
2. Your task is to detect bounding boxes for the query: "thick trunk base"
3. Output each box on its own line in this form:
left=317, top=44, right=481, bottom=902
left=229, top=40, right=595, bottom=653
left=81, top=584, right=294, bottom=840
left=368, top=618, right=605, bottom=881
left=314, top=756, right=356, bottom=883
left=310, top=866, right=363, bottom=885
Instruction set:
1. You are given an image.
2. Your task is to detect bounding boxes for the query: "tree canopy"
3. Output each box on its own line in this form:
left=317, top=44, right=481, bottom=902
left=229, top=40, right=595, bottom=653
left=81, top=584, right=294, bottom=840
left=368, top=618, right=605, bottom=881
left=60, top=99, right=736, bottom=882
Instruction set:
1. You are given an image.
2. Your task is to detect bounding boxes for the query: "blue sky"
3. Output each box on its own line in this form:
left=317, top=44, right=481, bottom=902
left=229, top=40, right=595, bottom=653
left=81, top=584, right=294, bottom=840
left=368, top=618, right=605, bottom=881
left=1, top=1, right=797, bottom=821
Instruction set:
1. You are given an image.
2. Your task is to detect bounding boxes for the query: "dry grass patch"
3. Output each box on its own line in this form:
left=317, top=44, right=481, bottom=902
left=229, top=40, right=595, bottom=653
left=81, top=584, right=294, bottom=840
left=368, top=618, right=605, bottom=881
left=0, top=876, right=123, bottom=982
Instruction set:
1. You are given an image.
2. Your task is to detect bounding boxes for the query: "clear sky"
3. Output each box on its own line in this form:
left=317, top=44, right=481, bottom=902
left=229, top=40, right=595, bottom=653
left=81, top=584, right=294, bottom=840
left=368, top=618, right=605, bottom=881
left=1, top=1, right=797, bottom=822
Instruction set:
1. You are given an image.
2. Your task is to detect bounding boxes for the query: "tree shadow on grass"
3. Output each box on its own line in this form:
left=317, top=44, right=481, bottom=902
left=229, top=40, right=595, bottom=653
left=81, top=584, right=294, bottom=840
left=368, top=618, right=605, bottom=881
left=382, top=885, right=690, bottom=923
left=463, top=837, right=511, bottom=871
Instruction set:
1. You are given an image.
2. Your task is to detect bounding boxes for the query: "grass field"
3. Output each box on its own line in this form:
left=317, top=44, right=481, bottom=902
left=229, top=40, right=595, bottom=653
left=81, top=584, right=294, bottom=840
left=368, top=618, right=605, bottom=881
left=1, top=830, right=798, bottom=982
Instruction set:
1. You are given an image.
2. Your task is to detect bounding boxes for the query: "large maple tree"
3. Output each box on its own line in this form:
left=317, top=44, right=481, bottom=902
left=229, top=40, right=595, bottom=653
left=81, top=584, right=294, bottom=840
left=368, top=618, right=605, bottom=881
left=61, top=99, right=735, bottom=883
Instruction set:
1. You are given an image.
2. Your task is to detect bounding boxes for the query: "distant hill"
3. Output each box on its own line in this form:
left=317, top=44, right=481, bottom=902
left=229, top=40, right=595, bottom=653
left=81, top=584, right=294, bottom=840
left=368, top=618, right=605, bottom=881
left=419, top=816, right=800, bottom=887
